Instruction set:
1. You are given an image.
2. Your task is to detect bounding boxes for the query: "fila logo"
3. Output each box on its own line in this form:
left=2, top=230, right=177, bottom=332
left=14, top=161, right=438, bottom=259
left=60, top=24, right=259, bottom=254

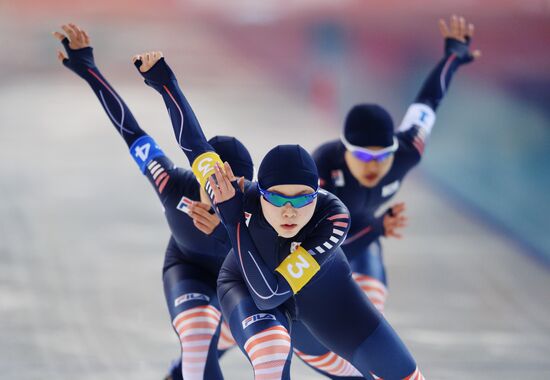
left=174, top=293, right=210, bottom=307
left=242, top=313, right=276, bottom=329
left=381, top=180, right=400, bottom=197
left=176, top=196, right=193, bottom=214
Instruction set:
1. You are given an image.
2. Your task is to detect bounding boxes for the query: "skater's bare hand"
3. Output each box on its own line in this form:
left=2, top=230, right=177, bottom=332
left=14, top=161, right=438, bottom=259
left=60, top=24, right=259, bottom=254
left=209, top=162, right=244, bottom=204
left=383, top=202, right=408, bottom=239
left=132, top=51, right=163, bottom=73
left=189, top=202, right=221, bottom=235
left=438, top=15, right=481, bottom=61
left=53, top=23, right=91, bottom=62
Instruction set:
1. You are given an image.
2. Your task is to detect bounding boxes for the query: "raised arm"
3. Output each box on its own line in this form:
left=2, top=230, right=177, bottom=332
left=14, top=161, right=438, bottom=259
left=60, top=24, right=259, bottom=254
left=133, top=54, right=213, bottom=158
left=415, top=15, right=480, bottom=111
left=132, top=52, right=226, bottom=200
left=398, top=15, right=480, bottom=154
left=53, top=24, right=149, bottom=150
left=134, top=58, right=291, bottom=307
left=55, top=25, right=178, bottom=200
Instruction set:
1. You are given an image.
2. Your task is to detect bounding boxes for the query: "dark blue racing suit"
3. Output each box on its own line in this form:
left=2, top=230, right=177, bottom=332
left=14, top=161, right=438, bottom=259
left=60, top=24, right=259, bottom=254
left=59, top=39, right=236, bottom=380
left=136, top=56, right=424, bottom=380
left=294, top=37, right=476, bottom=379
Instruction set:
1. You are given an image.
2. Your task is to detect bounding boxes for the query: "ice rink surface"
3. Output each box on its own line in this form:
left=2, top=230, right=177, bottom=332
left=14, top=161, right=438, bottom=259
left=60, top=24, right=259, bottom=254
left=1, top=21, right=550, bottom=380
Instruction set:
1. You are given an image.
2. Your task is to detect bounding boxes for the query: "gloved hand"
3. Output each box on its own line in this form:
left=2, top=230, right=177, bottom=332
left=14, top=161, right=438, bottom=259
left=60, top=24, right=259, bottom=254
left=439, top=15, right=481, bottom=65
left=53, top=23, right=96, bottom=77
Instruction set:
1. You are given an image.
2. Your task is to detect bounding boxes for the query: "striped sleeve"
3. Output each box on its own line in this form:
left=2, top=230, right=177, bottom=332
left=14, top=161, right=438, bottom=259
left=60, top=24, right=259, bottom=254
left=301, top=208, right=350, bottom=266
left=138, top=58, right=215, bottom=166
left=143, top=155, right=174, bottom=196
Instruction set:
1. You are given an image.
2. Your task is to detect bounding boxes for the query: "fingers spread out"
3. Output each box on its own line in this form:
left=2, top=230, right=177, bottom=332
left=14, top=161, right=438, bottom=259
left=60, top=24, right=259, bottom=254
left=438, top=19, right=450, bottom=38
left=134, top=51, right=163, bottom=72
left=387, top=215, right=407, bottom=228
left=207, top=162, right=237, bottom=205
left=208, top=176, right=223, bottom=204
left=450, top=15, right=459, bottom=37
left=69, top=23, right=83, bottom=42
left=82, top=29, right=90, bottom=45
left=61, top=24, right=76, bottom=41
left=216, top=163, right=233, bottom=194
left=223, top=161, right=236, bottom=181
left=458, top=16, right=466, bottom=38
left=238, top=176, right=245, bottom=192
left=467, top=23, right=475, bottom=39
left=440, top=15, right=475, bottom=43
left=391, top=202, right=406, bottom=214
left=57, top=23, right=90, bottom=49
left=53, top=31, right=66, bottom=41
left=57, top=50, right=66, bottom=62
left=387, top=231, right=403, bottom=239
left=384, top=210, right=408, bottom=239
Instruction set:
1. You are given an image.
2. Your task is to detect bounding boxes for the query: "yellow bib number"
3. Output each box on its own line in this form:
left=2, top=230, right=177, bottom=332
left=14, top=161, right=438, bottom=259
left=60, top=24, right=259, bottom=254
left=192, top=151, right=224, bottom=188
left=275, top=247, right=320, bottom=294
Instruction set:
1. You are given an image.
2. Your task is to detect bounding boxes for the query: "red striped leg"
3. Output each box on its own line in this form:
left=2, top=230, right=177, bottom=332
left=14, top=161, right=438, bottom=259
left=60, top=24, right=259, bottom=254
left=244, top=326, right=291, bottom=380
left=172, top=305, right=221, bottom=380
left=370, top=366, right=425, bottom=380
left=352, top=273, right=388, bottom=313
left=217, top=320, right=237, bottom=351
left=294, top=349, right=362, bottom=377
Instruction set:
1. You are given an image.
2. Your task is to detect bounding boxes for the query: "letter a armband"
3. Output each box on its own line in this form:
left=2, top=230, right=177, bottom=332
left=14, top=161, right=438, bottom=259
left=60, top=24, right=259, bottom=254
left=192, top=151, right=224, bottom=188
left=275, top=246, right=320, bottom=294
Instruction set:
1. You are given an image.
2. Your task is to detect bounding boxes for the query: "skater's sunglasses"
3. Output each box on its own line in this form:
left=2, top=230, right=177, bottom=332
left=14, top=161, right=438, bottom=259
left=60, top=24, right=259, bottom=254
left=341, top=135, right=399, bottom=163
left=258, top=185, right=318, bottom=208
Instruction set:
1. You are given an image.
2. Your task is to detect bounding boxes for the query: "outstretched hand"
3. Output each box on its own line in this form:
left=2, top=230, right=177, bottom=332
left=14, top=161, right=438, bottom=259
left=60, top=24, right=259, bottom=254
left=209, top=162, right=245, bottom=205
left=53, top=23, right=91, bottom=62
left=132, top=51, right=164, bottom=73
left=131, top=50, right=177, bottom=87
left=383, top=202, right=408, bottom=239
left=439, top=15, right=481, bottom=63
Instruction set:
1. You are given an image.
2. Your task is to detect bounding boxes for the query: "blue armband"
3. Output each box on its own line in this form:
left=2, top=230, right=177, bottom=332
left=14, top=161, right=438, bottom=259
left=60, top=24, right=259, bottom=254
left=129, top=135, right=166, bottom=173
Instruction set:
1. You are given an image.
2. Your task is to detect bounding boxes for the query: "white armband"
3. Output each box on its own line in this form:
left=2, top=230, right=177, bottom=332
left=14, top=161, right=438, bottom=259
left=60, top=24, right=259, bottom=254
left=397, top=103, right=436, bottom=134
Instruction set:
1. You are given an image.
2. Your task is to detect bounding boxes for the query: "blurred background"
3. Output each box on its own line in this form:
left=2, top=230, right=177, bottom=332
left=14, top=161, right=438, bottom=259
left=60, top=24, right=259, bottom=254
left=1, top=0, right=549, bottom=379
